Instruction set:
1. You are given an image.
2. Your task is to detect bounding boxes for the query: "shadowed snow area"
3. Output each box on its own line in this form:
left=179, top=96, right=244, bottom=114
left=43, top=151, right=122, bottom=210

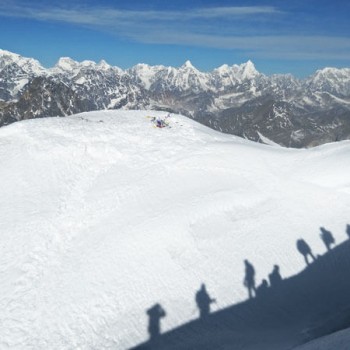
left=295, top=328, right=350, bottom=350
left=0, top=110, right=350, bottom=349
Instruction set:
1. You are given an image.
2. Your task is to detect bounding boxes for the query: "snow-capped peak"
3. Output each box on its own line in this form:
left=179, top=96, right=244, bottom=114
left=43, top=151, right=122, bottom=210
left=0, top=49, right=44, bottom=74
left=55, top=57, right=79, bottom=72
left=53, top=57, right=122, bottom=74
left=0, top=49, right=27, bottom=63
left=240, top=60, right=259, bottom=79
left=81, top=60, right=97, bottom=68
left=0, top=49, right=17, bottom=58
left=97, top=59, right=111, bottom=70
left=306, top=66, right=350, bottom=95
left=181, top=60, right=197, bottom=70
left=311, top=67, right=350, bottom=81
left=215, top=64, right=230, bottom=74
left=127, top=63, right=159, bottom=89
left=212, top=60, right=259, bottom=81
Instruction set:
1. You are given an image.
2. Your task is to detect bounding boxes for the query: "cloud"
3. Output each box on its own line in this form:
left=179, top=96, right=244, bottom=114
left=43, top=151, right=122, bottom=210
left=141, top=32, right=350, bottom=50
left=132, top=31, right=350, bottom=60
left=0, top=1, right=348, bottom=61
left=180, top=6, right=281, bottom=18
left=0, top=2, right=280, bottom=23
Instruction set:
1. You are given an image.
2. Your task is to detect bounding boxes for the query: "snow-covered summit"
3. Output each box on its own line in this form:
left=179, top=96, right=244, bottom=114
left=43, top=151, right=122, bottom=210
left=307, top=67, right=350, bottom=95
left=52, top=56, right=122, bottom=74
left=240, top=59, right=259, bottom=79
left=312, top=66, right=350, bottom=79
left=0, top=49, right=45, bottom=101
left=128, top=63, right=167, bottom=89
left=1, top=110, right=350, bottom=349
left=54, top=56, right=79, bottom=72
left=97, top=59, right=112, bottom=70
left=214, top=63, right=231, bottom=74
left=175, top=61, right=210, bottom=91
left=180, top=60, right=197, bottom=70
left=211, top=60, right=261, bottom=89
left=0, top=48, right=44, bottom=74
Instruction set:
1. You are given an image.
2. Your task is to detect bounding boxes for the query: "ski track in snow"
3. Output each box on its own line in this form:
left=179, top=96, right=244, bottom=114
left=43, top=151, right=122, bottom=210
left=0, top=110, right=350, bottom=349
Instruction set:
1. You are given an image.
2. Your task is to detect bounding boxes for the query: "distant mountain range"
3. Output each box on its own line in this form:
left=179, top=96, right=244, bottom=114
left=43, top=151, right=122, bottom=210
left=1, top=49, right=350, bottom=147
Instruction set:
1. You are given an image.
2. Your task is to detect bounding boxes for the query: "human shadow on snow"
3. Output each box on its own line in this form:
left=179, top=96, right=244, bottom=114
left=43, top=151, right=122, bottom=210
left=131, top=225, right=350, bottom=350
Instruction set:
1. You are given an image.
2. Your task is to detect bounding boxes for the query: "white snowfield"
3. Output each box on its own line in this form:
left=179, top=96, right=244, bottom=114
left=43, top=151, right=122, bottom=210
left=0, top=110, right=350, bottom=349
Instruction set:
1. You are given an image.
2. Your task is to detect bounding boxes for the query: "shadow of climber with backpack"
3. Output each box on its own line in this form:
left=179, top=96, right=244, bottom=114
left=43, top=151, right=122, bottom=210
left=146, top=303, right=166, bottom=341
left=296, top=239, right=316, bottom=266
left=269, top=265, right=282, bottom=287
left=256, top=279, right=269, bottom=297
left=243, top=259, right=256, bottom=299
left=195, top=283, right=216, bottom=320
left=319, top=227, right=335, bottom=251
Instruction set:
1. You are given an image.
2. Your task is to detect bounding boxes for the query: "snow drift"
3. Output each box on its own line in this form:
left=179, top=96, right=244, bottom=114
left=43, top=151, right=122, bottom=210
left=0, top=110, right=350, bottom=349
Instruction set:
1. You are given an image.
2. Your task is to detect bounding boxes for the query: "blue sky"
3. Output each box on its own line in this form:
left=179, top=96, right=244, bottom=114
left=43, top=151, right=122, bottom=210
left=0, top=0, right=349, bottom=77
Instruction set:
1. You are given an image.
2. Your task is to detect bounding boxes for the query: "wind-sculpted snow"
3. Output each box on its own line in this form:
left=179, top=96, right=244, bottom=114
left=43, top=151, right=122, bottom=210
left=0, top=110, right=350, bottom=349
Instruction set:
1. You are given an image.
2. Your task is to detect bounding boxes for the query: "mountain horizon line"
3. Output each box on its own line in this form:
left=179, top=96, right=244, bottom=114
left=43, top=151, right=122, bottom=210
left=1, top=48, right=349, bottom=79
left=1, top=47, right=350, bottom=149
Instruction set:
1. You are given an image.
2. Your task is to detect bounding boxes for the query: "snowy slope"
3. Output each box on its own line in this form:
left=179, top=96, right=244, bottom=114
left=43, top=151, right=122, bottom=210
left=0, top=110, right=350, bottom=349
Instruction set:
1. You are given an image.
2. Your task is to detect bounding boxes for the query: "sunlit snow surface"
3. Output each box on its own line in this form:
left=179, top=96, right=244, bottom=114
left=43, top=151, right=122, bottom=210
left=0, top=110, right=350, bottom=349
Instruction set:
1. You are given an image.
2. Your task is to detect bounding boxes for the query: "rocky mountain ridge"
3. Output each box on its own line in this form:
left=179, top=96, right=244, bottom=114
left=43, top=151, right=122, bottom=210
left=1, top=49, right=350, bottom=147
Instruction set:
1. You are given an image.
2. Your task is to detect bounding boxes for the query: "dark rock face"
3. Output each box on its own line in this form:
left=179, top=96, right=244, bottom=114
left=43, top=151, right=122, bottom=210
left=1, top=50, right=350, bottom=148
left=0, top=77, right=92, bottom=126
